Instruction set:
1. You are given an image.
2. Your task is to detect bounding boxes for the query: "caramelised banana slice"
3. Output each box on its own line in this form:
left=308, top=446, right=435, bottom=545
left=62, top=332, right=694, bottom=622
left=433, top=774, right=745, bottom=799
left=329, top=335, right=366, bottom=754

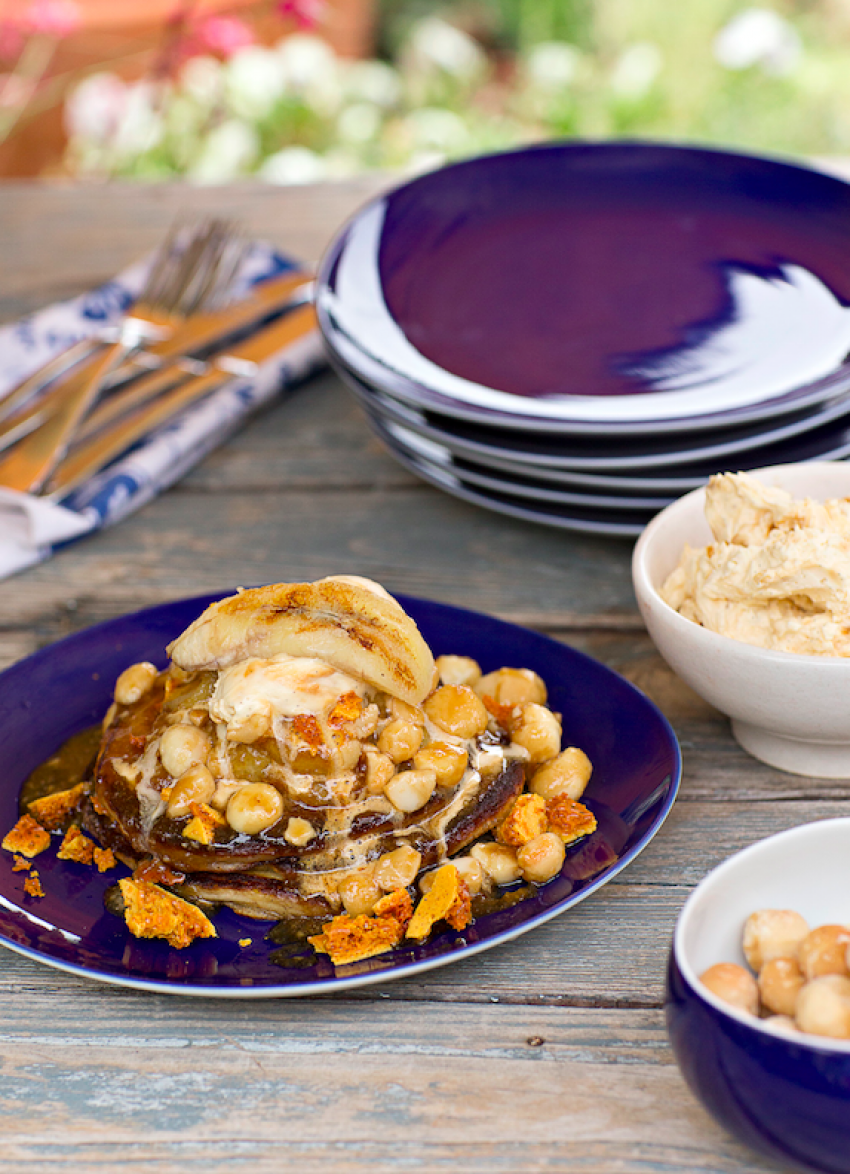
left=167, top=577, right=435, bottom=706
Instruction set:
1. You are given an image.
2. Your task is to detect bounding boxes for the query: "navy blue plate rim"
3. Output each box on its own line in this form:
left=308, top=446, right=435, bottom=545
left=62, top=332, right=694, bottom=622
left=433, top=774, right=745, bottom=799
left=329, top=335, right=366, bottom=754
left=317, top=140, right=850, bottom=436
left=0, top=593, right=681, bottom=997
left=366, top=405, right=674, bottom=512
left=369, top=413, right=654, bottom=537
left=336, top=358, right=850, bottom=493
left=335, top=352, right=850, bottom=473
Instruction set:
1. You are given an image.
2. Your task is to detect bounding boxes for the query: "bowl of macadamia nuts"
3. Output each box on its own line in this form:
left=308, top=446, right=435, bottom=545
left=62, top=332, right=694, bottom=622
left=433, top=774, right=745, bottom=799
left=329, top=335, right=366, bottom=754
left=667, top=819, right=850, bottom=1174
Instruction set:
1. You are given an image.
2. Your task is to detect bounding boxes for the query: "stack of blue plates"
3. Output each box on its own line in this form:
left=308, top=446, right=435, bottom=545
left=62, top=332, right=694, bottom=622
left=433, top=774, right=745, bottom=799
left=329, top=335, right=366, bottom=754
left=316, top=141, right=850, bottom=537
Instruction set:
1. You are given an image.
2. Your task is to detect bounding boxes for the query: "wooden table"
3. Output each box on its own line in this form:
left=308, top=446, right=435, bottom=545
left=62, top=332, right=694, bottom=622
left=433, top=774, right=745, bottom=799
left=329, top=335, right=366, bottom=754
left=0, top=179, right=822, bottom=1174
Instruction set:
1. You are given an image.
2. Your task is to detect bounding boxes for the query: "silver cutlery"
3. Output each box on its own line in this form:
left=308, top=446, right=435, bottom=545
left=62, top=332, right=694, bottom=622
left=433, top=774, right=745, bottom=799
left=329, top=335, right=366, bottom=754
left=0, top=219, right=243, bottom=494
left=43, top=299, right=318, bottom=498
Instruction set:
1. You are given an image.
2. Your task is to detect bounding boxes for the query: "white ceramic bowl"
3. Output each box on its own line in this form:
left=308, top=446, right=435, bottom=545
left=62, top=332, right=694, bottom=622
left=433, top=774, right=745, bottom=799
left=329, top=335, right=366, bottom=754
left=632, top=461, right=850, bottom=777
left=667, top=818, right=850, bottom=1173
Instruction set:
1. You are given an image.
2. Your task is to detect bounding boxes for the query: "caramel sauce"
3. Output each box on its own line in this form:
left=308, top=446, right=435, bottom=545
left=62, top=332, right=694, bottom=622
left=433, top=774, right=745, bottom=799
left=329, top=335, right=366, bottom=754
left=19, top=725, right=101, bottom=813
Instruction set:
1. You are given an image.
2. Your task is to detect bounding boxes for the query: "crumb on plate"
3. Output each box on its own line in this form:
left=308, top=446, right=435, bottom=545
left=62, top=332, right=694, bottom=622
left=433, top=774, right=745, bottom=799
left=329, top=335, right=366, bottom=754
left=118, top=878, right=217, bottom=949
left=183, top=802, right=226, bottom=846
left=93, top=846, right=116, bottom=873
left=57, top=824, right=95, bottom=865
left=23, top=871, right=44, bottom=898
left=3, top=815, right=50, bottom=858
left=309, top=888, right=413, bottom=965
left=496, top=794, right=548, bottom=847
left=28, top=782, right=87, bottom=831
left=546, top=795, right=598, bottom=843
left=407, top=864, right=471, bottom=938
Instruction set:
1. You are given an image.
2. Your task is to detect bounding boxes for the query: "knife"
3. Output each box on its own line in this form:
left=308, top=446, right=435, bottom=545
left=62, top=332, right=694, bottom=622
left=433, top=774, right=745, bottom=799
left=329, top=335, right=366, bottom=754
left=43, top=301, right=318, bottom=499
left=0, top=270, right=313, bottom=493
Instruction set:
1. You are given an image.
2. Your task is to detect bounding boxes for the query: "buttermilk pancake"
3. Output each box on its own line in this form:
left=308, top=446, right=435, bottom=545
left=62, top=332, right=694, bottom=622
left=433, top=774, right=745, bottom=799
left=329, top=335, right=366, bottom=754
left=7, top=577, right=598, bottom=960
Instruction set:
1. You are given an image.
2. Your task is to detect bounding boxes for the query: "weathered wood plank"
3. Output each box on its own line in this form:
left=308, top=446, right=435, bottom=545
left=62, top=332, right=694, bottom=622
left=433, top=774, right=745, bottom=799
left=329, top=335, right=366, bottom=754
left=0, top=999, right=775, bottom=1173
left=181, top=373, right=418, bottom=492
left=0, top=631, right=39, bottom=668
left=0, top=177, right=391, bottom=319
left=0, top=1142, right=780, bottom=1174
left=0, top=493, right=639, bottom=630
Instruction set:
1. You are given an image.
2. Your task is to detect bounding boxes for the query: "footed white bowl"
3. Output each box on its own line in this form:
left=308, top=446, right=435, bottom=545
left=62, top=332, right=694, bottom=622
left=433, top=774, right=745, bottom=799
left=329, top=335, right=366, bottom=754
left=632, top=461, right=850, bottom=777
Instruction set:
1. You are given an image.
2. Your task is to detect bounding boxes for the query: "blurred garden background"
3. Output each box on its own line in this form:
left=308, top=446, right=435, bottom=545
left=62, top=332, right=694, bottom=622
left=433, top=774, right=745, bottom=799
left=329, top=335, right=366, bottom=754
left=0, top=0, right=849, bottom=182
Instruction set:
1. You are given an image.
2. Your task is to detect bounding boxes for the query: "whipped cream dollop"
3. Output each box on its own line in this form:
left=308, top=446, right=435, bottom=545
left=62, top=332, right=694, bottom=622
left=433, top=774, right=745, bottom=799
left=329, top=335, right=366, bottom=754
left=660, top=471, right=850, bottom=656
left=210, top=653, right=367, bottom=727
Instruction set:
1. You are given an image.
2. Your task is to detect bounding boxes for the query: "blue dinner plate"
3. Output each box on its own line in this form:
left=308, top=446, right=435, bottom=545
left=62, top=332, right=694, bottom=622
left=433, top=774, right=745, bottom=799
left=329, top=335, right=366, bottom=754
left=337, top=353, right=850, bottom=472
left=317, top=141, right=850, bottom=435
left=0, top=594, right=680, bottom=996
left=370, top=411, right=659, bottom=537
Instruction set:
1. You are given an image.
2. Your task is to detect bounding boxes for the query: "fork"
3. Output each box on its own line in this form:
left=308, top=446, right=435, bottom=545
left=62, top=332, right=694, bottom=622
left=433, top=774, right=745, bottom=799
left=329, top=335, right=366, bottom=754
left=42, top=299, right=319, bottom=499
left=0, top=219, right=243, bottom=494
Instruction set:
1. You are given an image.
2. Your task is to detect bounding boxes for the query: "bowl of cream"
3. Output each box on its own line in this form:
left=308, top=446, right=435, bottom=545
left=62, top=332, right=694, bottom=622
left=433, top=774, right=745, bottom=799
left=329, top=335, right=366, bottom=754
left=632, top=462, right=850, bottom=777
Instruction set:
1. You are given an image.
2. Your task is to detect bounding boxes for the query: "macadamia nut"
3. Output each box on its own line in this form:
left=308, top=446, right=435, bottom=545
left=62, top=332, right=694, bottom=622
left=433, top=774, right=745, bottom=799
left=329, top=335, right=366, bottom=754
left=798, top=925, right=850, bottom=981
left=742, top=908, right=810, bottom=973
left=699, top=962, right=759, bottom=1015
left=795, top=975, right=850, bottom=1039
left=758, top=955, right=805, bottom=1017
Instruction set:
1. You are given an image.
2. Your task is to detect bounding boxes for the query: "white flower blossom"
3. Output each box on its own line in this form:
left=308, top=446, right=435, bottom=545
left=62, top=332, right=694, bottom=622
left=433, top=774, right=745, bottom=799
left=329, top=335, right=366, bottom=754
left=337, top=101, right=382, bottom=145
left=408, top=106, right=469, bottom=152
left=224, top=46, right=287, bottom=119
left=523, top=42, right=582, bottom=91
left=277, top=34, right=342, bottom=116
left=714, top=8, right=801, bottom=76
left=344, top=59, right=402, bottom=109
left=319, top=147, right=361, bottom=179
left=610, top=42, right=662, bottom=99
left=112, top=81, right=164, bottom=158
left=179, top=56, right=223, bottom=107
left=405, top=149, right=446, bottom=174
left=64, top=72, right=126, bottom=143
left=164, top=96, right=205, bottom=157
left=259, top=145, right=327, bottom=184
left=277, top=33, right=337, bottom=88
left=188, top=119, right=259, bottom=183
left=407, top=17, right=485, bottom=81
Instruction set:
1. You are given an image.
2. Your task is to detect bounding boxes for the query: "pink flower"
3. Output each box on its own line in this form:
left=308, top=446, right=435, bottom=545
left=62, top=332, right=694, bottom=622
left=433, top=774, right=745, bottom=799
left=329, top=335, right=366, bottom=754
left=0, top=24, right=24, bottom=60
left=276, top=0, right=326, bottom=31
left=17, top=0, right=80, bottom=37
left=198, top=15, right=255, bottom=58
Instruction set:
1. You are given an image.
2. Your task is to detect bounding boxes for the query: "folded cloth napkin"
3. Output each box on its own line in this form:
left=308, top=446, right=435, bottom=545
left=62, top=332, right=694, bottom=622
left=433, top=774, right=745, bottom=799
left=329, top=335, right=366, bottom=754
left=0, top=243, right=326, bottom=580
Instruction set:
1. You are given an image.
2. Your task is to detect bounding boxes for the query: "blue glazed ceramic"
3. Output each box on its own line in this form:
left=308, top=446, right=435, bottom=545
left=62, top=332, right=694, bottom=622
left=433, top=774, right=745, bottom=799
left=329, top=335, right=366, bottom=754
left=332, top=358, right=850, bottom=538
left=0, top=592, right=680, bottom=996
left=367, top=409, right=655, bottom=539
left=317, top=141, right=850, bottom=435
left=667, top=819, right=850, bottom=1174
left=338, top=356, right=850, bottom=473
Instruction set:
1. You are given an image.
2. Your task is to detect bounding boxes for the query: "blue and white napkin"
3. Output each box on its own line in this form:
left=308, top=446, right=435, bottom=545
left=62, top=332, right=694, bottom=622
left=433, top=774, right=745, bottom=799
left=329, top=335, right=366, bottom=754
left=0, top=244, right=326, bottom=579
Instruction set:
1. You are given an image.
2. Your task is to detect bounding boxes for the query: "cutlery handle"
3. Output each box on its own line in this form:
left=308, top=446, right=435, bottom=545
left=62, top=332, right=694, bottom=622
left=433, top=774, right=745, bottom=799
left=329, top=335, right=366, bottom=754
left=45, top=367, right=229, bottom=498
left=45, top=302, right=318, bottom=498
left=0, top=337, right=100, bottom=428
left=0, top=272, right=315, bottom=455
left=74, top=361, right=196, bottom=445
left=0, top=341, right=126, bottom=493
left=75, top=286, right=316, bottom=445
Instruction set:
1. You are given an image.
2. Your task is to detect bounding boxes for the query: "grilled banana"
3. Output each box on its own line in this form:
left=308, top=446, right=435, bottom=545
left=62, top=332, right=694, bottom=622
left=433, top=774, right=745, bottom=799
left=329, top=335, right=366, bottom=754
left=167, top=577, right=435, bottom=706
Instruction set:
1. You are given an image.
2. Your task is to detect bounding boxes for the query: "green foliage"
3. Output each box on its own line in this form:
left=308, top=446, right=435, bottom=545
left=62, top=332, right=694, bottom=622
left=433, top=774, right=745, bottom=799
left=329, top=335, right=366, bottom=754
left=61, top=2, right=850, bottom=183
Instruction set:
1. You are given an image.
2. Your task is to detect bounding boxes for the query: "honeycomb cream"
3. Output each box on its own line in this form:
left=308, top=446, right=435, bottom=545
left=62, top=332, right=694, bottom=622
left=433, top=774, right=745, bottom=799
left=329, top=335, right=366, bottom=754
left=661, top=471, right=850, bottom=656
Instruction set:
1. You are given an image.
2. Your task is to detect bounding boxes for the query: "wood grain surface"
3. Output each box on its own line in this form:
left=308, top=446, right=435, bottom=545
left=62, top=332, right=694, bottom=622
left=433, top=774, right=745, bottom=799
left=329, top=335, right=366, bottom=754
left=0, top=178, right=831, bottom=1174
